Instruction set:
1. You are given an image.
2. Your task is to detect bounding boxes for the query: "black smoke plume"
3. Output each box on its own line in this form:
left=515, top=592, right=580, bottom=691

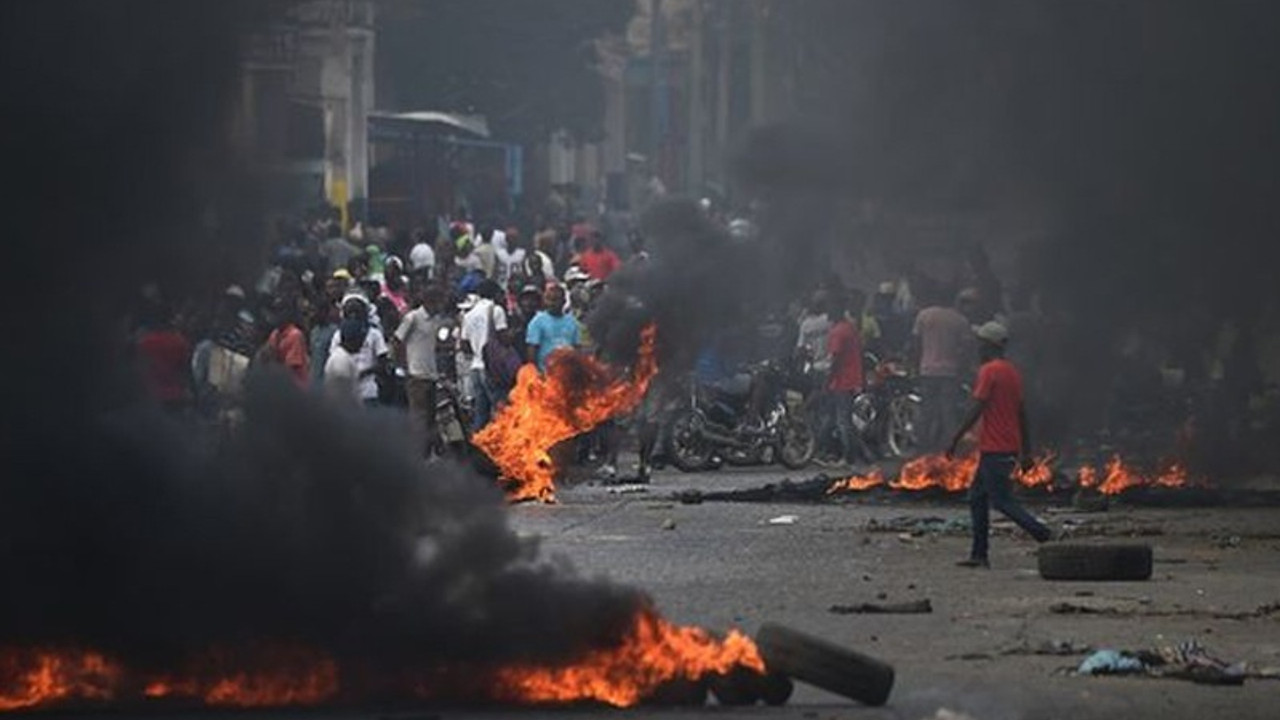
left=589, top=122, right=857, bottom=370
left=0, top=0, right=643, bottom=681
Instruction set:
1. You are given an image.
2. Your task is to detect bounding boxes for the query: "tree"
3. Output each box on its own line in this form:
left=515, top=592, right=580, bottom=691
left=378, top=0, right=633, bottom=143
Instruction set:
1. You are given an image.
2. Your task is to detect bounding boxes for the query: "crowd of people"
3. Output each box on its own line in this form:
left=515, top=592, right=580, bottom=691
left=129, top=200, right=1258, bottom=485
left=128, top=208, right=638, bottom=462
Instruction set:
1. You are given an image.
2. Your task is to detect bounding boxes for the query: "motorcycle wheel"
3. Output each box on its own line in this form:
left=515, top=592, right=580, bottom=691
left=667, top=410, right=714, bottom=473
left=884, top=394, right=921, bottom=458
left=776, top=414, right=817, bottom=469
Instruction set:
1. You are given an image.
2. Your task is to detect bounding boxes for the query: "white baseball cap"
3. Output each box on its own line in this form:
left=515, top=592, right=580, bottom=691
left=975, top=321, right=1009, bottom=345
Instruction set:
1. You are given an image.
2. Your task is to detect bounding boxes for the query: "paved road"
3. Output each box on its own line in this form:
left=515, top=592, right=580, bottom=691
left=497, top=458, right=1280, bottom=720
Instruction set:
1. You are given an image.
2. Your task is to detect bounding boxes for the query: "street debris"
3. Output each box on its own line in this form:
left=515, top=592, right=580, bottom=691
left=830, top=599, right=933, bottom=615
left=660, top=518, right=677, bottom=531
left=866, top=516, right=970, bottom=536
left=767, top=515, right=799, bottom=525
left=1049, top=600, right=1280, bottom=620
left=1000, top=638, right=1094, bottom=657
left=1076, top=640, right=1251, bottom=685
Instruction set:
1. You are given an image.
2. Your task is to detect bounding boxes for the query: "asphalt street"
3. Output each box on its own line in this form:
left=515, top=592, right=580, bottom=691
left=496, top=459, right=1280, bottom=720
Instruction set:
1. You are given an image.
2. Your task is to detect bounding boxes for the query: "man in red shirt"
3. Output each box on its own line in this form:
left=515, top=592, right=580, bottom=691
left=578, top=232, right=621, bottom=281
left=948, top=321, right=1052, bottom=567
left=821, top=292, right=873, bottom=465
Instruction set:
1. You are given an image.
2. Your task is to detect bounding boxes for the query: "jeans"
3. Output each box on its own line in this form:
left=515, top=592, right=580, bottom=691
left=919, top=375, right=964, bottom=451
left=469, top=368, right=495, bottom=432
left=969, top=453, right=1052, bottom=560
left=818, top=389, right=870, bottom=463
left=405, top=377, right=438, bottom=458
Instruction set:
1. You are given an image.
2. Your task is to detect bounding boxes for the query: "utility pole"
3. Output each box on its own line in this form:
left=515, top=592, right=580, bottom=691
left=650, top=0, right=667, bottom=184
left=750, top=0, right=768, bottom=125
left=688, top=0, right=705, bottom=194
left=715, top=1, right=732, bottom=189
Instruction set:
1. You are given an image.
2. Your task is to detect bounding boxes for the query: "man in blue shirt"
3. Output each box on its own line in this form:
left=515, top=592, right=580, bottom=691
left=525, top=284, right=580, bottom=372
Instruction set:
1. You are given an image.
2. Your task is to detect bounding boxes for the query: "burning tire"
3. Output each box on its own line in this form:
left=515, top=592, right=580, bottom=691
left=775, top=415, right=816, bottom=470
left=667, top=410, right=714, bottom=472
left=1038, top=543, right=1154, bottom=581
left=756, top=623, right=895, bottom=706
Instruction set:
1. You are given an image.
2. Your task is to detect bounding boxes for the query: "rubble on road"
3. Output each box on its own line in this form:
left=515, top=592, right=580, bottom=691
left=1076, top=640, right=1254, bottom=685
left=829, top=599, right=933, bottom=615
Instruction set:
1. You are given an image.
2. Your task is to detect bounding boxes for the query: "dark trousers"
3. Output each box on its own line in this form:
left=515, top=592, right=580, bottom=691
left=469, top=368, right=495, bottom=432
left=969, top=452, right=1052, bottom=560
left=406, top=377, right=438, bottom=458
left=818, top=389, right=871, bottom=463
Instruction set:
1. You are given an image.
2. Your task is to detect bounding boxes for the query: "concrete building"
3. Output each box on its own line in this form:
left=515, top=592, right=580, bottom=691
left=234, top=0, right=375, bottom=226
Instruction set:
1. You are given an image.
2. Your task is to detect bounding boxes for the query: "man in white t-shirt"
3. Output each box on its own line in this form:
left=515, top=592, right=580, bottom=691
left=491, top=227, right=526, bottom=287
left=324, top=318, right=365, bottom=406
left=394, top=286, right=445, bottom=457
left=460, top=280, right=508, bottom=431
left=329, top=296, right=390, bottom=405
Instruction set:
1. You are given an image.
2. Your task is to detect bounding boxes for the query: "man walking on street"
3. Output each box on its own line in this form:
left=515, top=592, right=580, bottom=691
left=948, top=321, right=1053, bottom=568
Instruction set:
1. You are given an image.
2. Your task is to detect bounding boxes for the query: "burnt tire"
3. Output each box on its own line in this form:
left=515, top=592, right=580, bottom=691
left=756, top=623, right=894, bottom=707
left=1038, top=543, right=1153, bottom=581
left=759, top=672, right=794, bottom=706
left=708, top=666, right=760, bottom=706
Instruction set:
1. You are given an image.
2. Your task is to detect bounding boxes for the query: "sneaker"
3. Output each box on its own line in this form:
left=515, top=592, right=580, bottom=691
left=956, top=557, right=990, bottom=569
left=595, top=463, right=618, bottom=480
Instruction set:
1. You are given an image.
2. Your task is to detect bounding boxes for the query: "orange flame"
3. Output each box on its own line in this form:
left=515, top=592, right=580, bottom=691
left=0, top=609, right=759, bottom=711
left=892, top=454, right=978, bottom=492
left=826, top=453, right=1057, bottom=495
left=142, top=646, right=338, bottom=707
left=493, top=608, right=763, bottom=707
left=1077, top=455, right=1193, bottom=495
left=474, top=324, right=659, bottom=502
left=826, top=469, right=886, bottom=493
left=0, top=649, right=119, bottom=711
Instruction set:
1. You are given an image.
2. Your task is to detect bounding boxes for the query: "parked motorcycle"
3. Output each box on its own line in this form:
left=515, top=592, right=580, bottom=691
left=849, top=353, right=922, bottom=458
left=666, top=358, right=817, bottom=472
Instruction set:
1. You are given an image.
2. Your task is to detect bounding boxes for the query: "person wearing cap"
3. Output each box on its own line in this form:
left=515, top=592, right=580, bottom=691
left=948, top=321, right=1053, bottom=568
left=912, top=288, right=979, bottom=451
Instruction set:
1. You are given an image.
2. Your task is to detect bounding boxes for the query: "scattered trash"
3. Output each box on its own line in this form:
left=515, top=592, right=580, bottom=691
left=1079, top=649, right=1146, bottom=675
left=1076, top=640, right=1250, bottom=685
left=867, top=516, right=970, bottom=536
left=1049, top=597, right=1269, bottom=620
left=607, top=484, right=650, bottom=495
left=830, top=599, right=933, bottom=615
left=920, top=709, right=980, bottom=720
left=661, top=518, right=677, bottom=531
left=768, top=515, right=799, bottom=526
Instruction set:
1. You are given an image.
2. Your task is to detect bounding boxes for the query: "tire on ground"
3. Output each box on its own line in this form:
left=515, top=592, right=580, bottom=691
left=1038, top=543, right=1153, bottom=581
left=755, top=623, right=894, bottom=706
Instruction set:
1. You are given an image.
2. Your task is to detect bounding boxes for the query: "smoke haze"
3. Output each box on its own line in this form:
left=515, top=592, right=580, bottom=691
left=0, top=0, right=643, bottom=677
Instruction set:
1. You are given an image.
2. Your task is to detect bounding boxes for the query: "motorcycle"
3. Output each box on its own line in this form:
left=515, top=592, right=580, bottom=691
left=431, top=323, right=472, bottom=457
left=665, top=358, right=817, bottom=472
left=848, top=352, right=922, bottom=458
